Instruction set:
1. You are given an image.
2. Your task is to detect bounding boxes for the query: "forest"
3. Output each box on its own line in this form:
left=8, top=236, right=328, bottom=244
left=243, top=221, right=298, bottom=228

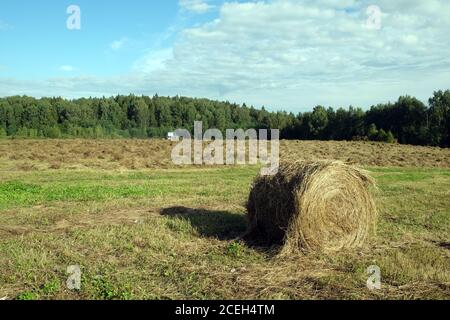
left=0, top=90, right=448, bottom=147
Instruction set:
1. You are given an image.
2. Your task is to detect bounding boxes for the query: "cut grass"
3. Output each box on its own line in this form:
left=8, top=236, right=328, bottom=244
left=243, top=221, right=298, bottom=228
left=1, top=139, right=449, bottom=171
left=0, top=165, right=449, bottom=300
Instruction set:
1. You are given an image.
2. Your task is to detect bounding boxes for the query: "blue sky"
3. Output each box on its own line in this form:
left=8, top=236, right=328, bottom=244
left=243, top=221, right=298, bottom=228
left=1, top=0, right=449, bottom=112
left=0, top=0, right=184, bottom=77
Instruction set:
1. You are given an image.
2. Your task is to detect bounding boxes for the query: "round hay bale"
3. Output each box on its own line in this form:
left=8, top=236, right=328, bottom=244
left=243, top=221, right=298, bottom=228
left=246, top=161, right=377, bottom=253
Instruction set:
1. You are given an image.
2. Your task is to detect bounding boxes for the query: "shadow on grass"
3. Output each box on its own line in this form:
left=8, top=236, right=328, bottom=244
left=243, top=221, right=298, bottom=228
left=160, top=206, right=248, bottom=241
left=438, top=242, right=450, bottom=250
left=160, top=206, right=283, bottom=255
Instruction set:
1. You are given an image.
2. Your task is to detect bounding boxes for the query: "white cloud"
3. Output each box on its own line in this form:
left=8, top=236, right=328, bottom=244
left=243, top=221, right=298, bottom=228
left=110, top=38, right=128, bottom=51
left=144, top=0, right=450, bottom=108
left=0, top=20, right=11, bottom=30
left=2, top=0, right=450, bottom=111
left=129, top=0, right=450, bottom=109
left=133, top=48, right=173, bottom=73
left=59, top=65, right=75, bottom=72
left=179, top=0, right=214, bottom=14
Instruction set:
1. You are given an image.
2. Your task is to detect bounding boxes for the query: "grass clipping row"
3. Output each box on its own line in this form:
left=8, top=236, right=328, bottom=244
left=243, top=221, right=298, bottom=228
left=246, top=161, right=377, bottom=253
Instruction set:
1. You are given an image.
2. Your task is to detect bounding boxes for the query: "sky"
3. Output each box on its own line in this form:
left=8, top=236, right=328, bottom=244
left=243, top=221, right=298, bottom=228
left=0, top=0, right=449, bottom=112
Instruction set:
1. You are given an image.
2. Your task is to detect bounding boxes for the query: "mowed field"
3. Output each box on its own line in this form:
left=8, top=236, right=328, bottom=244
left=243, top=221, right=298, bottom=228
left=0, top=139, right=449, bottom=300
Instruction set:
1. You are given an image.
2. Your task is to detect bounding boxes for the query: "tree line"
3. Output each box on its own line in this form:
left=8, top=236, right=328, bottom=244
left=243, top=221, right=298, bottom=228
left=0, top=90, right=448, bottom=147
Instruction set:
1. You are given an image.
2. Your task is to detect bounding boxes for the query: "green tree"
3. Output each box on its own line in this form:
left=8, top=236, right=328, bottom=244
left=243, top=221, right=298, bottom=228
left=45, top=126, right=62, bottom=138
left=367, top=123, right=379, bottom=141
left=428, top=90, right=450, bottom=147
left=309, top=106, right=329, bottom=139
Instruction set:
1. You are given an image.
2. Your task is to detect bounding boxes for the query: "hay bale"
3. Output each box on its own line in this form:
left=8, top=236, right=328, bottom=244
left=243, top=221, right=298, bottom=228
left=246, top=161, right=377, bottom=253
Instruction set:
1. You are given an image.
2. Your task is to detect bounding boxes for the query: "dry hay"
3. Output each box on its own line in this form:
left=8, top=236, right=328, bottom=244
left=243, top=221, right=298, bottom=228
left=246, top=161, right=377, bottom=253
left=1, top=139, right=449, bottom=171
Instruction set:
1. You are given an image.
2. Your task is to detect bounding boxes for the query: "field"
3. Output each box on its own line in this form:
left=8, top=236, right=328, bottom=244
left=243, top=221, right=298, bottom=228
left=1, top=139, right=449, bottom=171
left=0, top=139, right=449, bottom=300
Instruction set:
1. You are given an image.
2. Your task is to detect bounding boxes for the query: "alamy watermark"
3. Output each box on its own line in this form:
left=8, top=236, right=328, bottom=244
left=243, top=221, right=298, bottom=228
left=171, top=122, right=280, bottom=176
left=65, top=4, right=381, bottom=31
left=366, top=5, right=382, bottom=30
left=66, top=265, right=81, bottom=291
left=367, top=265, right=381, bottom=290
left=67, top=5, right=81, bottom=30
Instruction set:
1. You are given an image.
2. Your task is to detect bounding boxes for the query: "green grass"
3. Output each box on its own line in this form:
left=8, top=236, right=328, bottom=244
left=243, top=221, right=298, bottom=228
left=0, top=166, right=449, bottom=300
left=0, top=167, right=256, bottom=209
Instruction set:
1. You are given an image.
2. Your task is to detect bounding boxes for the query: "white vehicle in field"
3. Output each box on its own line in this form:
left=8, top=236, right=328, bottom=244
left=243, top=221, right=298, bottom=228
left=167, top=132, right=179, bottom=141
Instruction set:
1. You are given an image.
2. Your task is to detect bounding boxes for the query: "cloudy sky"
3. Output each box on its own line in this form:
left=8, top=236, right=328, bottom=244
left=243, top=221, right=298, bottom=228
left=0, top=0, right=449, bottom=112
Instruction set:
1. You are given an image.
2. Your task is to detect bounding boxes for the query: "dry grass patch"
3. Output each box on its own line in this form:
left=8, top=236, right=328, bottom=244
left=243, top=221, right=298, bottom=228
left=0, top=139, right=449, bottom=172
left=0, top=142, right=448, bottom=300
